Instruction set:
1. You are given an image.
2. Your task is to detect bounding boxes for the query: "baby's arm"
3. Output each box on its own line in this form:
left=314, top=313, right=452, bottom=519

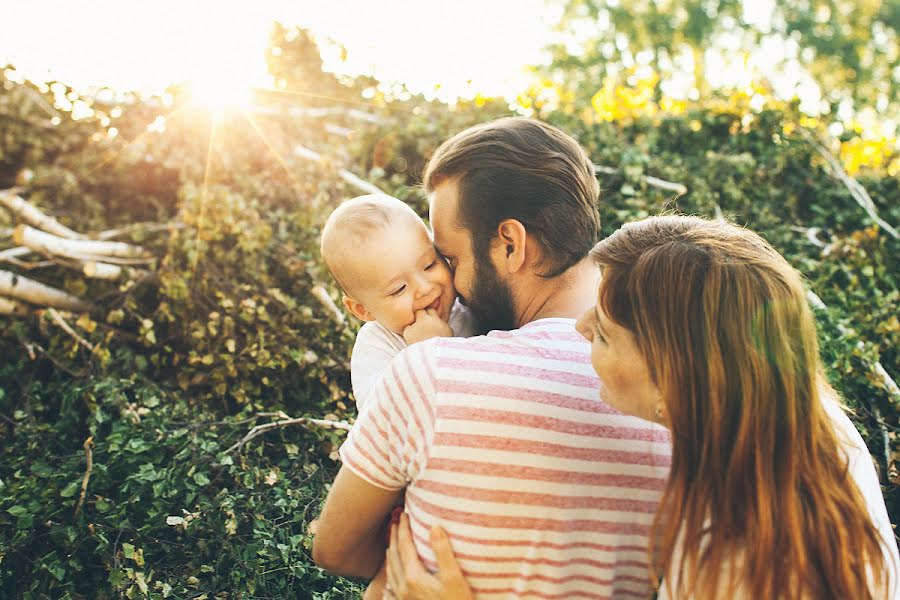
left=403, top=308, right=453, bottom=345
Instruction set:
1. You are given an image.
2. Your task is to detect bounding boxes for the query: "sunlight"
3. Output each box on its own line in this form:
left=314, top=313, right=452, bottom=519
left=186, top=73, right=255, bottom=115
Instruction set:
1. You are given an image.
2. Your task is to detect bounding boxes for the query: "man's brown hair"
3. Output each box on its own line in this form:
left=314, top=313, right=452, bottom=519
left=422, top=117, right=600, bottom=278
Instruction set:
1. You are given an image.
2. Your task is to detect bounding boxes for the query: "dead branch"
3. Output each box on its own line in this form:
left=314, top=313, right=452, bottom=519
left=0, top=247, right=32, bottom=263
left=0, top=296, right=31, bottom=316
left=593, top=164, right=688, bottom=195
left=294, top=144, right=384, bottom=196
left=0, top=248, right=54, bottom=270
left=227, top=414, right=352, bottom=454
left=95, top=221, right=185, bottom=241
left=801, top=130, right=899, bottom=239
left=252, top=105, right=384, bottom=126
left=74, top=436, right=94, bottom=518
left=82, top=260, right=149, bottom=280
left=0, top=270, right=88, bottom=312
left=44, top=308, right=96, bottom=352
left=0, top=190, right=86, bottom=240
left=14, top=225, right=148, bottom=260
left=311, top=284, right=345, bottom=325
left=790, top=225, right=829, bottom=248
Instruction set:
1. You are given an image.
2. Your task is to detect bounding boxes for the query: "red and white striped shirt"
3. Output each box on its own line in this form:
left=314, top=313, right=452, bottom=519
left=341, top=318, right=672, bottom=599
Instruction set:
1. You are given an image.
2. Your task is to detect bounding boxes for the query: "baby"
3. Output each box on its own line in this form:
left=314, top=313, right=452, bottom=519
left=321, top=193, right=476, bottom=405
left=320, top=194, right=476, bottom=599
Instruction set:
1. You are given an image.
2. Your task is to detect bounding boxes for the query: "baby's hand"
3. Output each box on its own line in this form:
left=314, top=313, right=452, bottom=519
left=403, top=308, right=453, bottom=345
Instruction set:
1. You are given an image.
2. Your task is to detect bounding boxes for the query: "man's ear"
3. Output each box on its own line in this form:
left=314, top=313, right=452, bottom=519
left=342, top=295, right=375, bottom=322
left=494, top=219, right=529, bottom=274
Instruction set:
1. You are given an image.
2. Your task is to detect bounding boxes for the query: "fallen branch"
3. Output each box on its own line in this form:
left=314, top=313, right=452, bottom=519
left=252, top=105, right=384, bottom=125
left=74, top=436, right=94, bottom=518
left=0, top=190, right=86, bottom=239
left=801, top=130, right=899, bottom=239
left=14, top=225, right=147, bottom=260
left=227, top=414, right=352, bottom=454
left=82, top=260, right=149, bottom=280
left=593, top=164, right=687, bottom=195
left=294, top=144, right=384, bottom=196
left=0, top=296, right=31, bottom=316
left=790, top=225, right=828, bottom=248
left=0, top=270, right=88, bottom=312
left=311, top=284, right=346, bottom=325
left=44, top=308, right=96, bottom=352
left=0, top=249, right=53, bottom=270
left=0, top=247, right=32, bottom=262
left=95, top=221, right=185, bottom=241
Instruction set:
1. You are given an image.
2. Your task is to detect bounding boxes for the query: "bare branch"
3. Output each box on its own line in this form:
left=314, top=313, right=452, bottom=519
left=0, top=247, right=32, bottom=262
left=44, top=308, right=96, bottom=352
left=593, top=164, right=688, bottom=195
left=0, top=190, right=86, bottom=239
left=801, top=130, right=899, bottom=239
left=0, top=270, right=88, bottom=312
left=74, top=436, right=94, bottom=518
left=0, top=296, right=31, bottom=316
left=14, top=225, right=148, bottom=260
left=294, top=144, right=384, bottom=196
left=227, top=415, right=352, bottom=454
left=95, top=221, right=185, bottom=241
left=311, top=284, right=345, bottom=325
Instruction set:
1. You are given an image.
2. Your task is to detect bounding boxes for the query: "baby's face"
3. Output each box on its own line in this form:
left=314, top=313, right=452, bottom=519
left=349, top=219, right=456, bottom=334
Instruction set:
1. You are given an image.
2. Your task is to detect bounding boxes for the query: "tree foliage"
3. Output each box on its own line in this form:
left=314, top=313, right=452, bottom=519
left=547, top=0, right=900, bottom=121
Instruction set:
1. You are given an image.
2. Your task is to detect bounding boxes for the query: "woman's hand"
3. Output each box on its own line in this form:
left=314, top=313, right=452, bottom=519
left=385, top=513, right=474, bottom=600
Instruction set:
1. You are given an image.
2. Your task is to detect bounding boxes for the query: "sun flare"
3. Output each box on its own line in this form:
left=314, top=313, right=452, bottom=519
left=186, top=74, right=256, bottom=114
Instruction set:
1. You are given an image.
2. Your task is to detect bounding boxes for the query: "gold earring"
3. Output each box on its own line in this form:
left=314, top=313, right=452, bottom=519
left=655, top=402, right=666, bottom=420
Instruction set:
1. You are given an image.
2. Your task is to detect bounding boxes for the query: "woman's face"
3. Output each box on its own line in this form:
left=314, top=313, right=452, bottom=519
left=575, top=282, right=666, bottom=426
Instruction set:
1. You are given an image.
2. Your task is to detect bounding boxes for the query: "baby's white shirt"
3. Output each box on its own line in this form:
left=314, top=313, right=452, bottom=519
left=349, top=300, right=477, bottom=407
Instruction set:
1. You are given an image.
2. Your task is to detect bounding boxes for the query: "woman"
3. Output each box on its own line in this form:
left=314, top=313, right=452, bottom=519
left=385, top=215, right=899, bottom=599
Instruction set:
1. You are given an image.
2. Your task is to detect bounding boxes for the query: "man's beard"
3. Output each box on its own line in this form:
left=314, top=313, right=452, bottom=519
left=463, top=257, right=516, bottom=333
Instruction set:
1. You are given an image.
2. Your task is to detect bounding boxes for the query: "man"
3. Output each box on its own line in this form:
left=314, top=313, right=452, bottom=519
left=313, top=117, right=671, bottom=598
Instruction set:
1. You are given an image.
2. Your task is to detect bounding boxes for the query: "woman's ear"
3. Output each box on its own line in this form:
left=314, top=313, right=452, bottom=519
left=342, top=295, right=375, bottom=322
left=495, top=219, right=528, bottom=274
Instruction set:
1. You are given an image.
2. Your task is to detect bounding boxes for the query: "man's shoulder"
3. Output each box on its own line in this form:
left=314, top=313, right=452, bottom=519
left=397, top=318, right=589, bottom=376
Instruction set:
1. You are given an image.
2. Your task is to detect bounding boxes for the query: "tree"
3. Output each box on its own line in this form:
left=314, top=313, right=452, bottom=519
left=544, top=0, right=899, bottom=122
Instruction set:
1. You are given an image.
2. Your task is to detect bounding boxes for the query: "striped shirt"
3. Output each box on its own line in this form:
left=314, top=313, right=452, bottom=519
left=340, top=318, right=672, bottom=599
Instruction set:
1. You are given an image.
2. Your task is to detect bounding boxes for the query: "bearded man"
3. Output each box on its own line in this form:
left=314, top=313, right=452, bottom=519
left=314, top=117, right=671, bottom=599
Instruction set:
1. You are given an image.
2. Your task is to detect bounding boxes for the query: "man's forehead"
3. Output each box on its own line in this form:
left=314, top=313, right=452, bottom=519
left=428, top=179, right=461, bottom=241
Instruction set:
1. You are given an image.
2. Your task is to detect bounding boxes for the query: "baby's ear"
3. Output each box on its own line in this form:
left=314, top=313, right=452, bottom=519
left=342, top=295, right=375, bottom=322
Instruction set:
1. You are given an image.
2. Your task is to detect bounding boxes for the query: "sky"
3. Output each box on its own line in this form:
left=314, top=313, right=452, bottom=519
left=2, top=0, right=559, bottom=103
left=3, top=0, right=882, bottom=135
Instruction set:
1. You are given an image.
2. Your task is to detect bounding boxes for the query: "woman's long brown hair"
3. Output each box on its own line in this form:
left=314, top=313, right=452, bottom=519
left=590, top=215, right=894, bottom=599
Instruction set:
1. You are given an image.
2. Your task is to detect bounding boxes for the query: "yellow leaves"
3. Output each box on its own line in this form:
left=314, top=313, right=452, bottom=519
left=591, top=73, right=659, bottom=123
left=840, top=136, right=895, bottom=176
left=659, top=96, right=687, bottom=115
left=75, top=313, right=97, bottom=333
left=264, top=469, right=279, bottom=486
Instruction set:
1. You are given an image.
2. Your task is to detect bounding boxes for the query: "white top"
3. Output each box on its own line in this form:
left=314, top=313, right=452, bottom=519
left=350, top=299, right=477, bottom=406
left=658, top=395, right=900, bottom=599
